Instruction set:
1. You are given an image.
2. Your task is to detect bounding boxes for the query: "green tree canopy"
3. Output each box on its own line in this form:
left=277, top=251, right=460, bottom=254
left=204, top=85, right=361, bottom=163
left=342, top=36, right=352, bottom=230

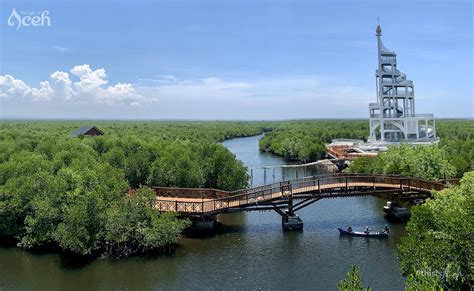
left=349, top=144, right=456, bottom=180
left=337, top=265, right=371, bottom=291
left=398, top=171, right=474, bottom=289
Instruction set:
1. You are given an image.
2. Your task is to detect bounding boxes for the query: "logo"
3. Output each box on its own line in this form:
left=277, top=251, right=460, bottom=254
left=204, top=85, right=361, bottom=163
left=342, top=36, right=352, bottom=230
left=7, top=8, right=51, bottom=31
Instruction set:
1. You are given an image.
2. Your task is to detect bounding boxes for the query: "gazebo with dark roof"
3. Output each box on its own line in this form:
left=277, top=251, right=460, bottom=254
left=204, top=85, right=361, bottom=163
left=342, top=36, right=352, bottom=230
left=70, top=126, right=104, bottom=137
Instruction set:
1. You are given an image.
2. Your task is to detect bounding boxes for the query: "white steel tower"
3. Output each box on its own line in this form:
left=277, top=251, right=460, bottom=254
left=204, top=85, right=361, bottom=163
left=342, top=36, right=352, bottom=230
left=369, top=23, right=438, bottom=143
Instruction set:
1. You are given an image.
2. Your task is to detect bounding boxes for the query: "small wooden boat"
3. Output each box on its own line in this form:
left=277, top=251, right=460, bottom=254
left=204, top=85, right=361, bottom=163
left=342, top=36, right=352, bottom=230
left=338, top=228, right=388, bottom=238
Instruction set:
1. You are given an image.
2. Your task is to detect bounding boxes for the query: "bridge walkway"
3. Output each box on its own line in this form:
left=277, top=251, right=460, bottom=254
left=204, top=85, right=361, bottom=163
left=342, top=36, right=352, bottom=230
left=152, top=174, right=447, bottom=216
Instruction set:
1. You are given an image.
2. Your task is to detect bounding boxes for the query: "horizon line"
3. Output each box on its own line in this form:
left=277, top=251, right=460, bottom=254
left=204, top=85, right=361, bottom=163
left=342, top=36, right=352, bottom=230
left=1, top=116, right=473, bottom=122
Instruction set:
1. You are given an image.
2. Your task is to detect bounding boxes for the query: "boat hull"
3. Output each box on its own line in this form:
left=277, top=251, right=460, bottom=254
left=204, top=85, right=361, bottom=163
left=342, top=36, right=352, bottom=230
left=338, top=228, right=388, bottom=238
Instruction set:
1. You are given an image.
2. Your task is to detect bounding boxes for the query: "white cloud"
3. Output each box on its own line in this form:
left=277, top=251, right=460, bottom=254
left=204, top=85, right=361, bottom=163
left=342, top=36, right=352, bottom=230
left=70, top=64, right=108, bottom=95
left=50, top=71, right=74, bottom=99
left=100, top=83, right=144, bottom=106
left=30, top=81, right=54, bottom=101
left=52, top=46, right=71, bottom=52
left=0, top=75, right=52, bottom=101
left=0, top=65, right=155, bottom=106
left=0, top=75, right=31, bottom=99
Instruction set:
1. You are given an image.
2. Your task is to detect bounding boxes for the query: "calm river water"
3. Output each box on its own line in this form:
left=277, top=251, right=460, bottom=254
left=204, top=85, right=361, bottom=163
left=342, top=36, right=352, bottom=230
left=0, top=134, right=406, bottom=290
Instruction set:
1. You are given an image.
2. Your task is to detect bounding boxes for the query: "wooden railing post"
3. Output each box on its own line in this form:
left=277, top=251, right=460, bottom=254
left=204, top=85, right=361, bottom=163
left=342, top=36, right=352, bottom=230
left=175, top=200, right=178, bottom=212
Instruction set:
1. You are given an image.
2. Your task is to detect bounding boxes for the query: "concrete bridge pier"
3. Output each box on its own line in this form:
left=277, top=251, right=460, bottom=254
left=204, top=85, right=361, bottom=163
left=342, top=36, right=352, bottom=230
left=273, top=205, right=304, bottom=230
left=281, top=212, right=304, bottom=230
left=192, top=215, right=217, bottom=231
left=276, top=185, right=304, bottom=230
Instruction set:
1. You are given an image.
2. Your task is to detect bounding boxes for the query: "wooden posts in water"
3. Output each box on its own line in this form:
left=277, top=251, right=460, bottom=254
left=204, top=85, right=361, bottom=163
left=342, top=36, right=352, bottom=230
left=250, top=168, right=253, bottom=186
left=249, top=162, right=319, bottom=187
left=249, top=167, right=280, bottom=186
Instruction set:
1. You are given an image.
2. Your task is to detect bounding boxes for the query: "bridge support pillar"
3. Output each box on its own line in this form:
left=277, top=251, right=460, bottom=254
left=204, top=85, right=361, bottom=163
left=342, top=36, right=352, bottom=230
left=282, top=212, right=303, bottom=231
left=192, top=215, right=217, bottom=232
left=278, top=182, right=303, bottom=230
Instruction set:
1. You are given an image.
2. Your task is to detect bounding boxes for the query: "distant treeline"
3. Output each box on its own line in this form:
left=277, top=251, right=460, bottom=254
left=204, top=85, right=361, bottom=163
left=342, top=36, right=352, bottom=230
left=258, top=120, right=368, bottom=162
left=256, top=119, right=473, bottom=179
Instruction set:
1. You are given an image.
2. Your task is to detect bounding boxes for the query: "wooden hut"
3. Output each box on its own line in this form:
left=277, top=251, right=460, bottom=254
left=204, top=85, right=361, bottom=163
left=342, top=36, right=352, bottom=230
left=70, top=126, right=104, bottom=137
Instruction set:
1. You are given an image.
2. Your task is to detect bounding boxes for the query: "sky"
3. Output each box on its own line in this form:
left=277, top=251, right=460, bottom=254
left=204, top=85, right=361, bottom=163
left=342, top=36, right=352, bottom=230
left=0, top=0, right=472, bottom=120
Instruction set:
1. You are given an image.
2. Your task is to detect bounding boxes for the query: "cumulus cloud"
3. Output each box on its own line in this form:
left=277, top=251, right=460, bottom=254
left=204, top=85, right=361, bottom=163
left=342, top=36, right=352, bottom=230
left=70, top=64, right=108, bottom=95
left=0, top=64, right=156, bottom=106
left=101, top=83, right=144, bottom=106
left=50, top=71, right=74, bottom=99
left=0, top=75, right=31, bottom=99
left=0, top=75, right=53, bottom=101
left=30, top=81, right=54, bottom=101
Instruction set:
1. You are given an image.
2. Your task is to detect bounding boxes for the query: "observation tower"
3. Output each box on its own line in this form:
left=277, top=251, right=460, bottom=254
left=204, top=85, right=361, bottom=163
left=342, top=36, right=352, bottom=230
left=368, top=23, right=438, bottom=143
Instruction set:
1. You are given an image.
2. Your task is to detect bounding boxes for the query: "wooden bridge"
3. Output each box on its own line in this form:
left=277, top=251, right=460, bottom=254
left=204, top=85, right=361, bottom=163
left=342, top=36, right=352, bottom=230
left=151, top=173, right=452, bottom=230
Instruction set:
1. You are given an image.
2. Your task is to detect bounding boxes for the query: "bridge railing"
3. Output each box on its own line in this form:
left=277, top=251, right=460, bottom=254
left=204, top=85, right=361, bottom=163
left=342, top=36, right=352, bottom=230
left=153, top=174, right=447, bottom=214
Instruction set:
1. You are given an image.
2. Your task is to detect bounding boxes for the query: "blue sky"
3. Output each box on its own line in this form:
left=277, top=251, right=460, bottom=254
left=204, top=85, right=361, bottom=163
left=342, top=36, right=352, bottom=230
left=0, top=0, right=472, bottom=119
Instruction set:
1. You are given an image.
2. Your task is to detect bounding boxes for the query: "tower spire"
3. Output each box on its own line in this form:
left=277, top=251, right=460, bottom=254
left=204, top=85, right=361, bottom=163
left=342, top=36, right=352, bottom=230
left=376, top=17, right=382, bottom=36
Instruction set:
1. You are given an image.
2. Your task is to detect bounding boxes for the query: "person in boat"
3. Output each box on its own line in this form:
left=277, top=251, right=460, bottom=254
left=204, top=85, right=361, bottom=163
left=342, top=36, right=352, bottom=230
left=364, top=226, right=369, bottom=234
left=347, top=226, right=353, bottom=233
left=384, top=225, right=390, bottom=234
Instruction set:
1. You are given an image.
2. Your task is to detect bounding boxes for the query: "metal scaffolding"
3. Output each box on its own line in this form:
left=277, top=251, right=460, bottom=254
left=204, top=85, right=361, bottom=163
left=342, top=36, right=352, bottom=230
left=368, top=22, right=438, bottom=144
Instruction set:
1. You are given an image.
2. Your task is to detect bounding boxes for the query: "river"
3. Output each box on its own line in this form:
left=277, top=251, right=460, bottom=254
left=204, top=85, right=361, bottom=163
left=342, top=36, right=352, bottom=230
left=0, top=134, right=406, bottom=290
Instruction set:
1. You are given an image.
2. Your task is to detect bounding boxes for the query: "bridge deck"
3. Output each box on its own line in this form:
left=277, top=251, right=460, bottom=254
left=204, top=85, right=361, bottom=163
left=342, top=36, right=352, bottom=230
left=152, top=174, right=448, bottom=215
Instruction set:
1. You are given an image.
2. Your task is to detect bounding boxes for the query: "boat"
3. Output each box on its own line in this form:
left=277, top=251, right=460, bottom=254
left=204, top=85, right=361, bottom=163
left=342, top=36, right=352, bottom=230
left=383, top=201, right=411, bottom=222
left=338, top=227, right=389, bottom=238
